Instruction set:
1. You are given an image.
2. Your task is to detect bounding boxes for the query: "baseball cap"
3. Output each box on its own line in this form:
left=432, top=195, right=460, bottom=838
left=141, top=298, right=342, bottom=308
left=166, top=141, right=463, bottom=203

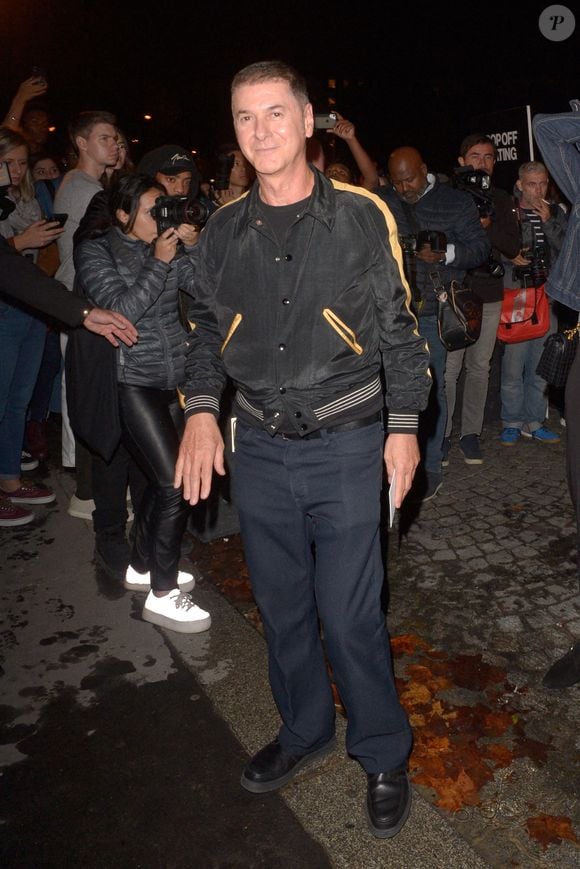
left=137, top=144, right=199, bottom=183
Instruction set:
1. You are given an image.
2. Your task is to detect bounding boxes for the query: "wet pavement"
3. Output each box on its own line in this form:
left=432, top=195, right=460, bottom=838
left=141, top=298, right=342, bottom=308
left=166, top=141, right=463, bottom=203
left=1, top=409, right=579, bottom=868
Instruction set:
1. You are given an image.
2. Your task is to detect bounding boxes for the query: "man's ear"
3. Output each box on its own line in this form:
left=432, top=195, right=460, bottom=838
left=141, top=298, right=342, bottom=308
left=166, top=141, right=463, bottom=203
left=458, top=157, right=466, bottom=167
left=304, top=102, right=314, bottom=138
left=75, top=135, right=87, bottom=154
left=515, top=179, right=523, bottom=193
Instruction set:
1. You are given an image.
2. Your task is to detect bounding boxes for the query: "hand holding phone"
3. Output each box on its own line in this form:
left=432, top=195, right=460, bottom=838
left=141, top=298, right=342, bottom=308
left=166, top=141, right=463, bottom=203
left=52, top=213, right=68, bottom=229
left=314, top=112, right=337, bottom=130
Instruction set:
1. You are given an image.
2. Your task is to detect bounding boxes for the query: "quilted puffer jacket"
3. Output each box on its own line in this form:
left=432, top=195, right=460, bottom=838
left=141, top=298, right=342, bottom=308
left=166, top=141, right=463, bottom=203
left=74, top=227, right=195, bottom=389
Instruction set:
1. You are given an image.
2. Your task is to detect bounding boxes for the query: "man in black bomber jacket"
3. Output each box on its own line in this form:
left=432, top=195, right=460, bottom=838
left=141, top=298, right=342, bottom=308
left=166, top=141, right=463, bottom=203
left=174, top=60, right=431, bottom=841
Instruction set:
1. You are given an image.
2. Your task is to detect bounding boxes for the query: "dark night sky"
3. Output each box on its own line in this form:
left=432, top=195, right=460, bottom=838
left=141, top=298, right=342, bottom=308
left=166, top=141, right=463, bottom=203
left=3, top=0, right=579, bottom=173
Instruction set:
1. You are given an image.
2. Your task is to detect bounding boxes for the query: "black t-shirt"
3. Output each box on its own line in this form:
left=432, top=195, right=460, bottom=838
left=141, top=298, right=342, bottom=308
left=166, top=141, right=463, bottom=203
left=258, top=196, right=310, bottom=246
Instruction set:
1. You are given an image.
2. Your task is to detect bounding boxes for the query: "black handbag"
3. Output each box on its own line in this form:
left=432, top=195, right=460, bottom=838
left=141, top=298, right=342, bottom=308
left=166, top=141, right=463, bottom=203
left=535, top=324, right=579, bottom=388
left=431, top=271, right=483, bottom=351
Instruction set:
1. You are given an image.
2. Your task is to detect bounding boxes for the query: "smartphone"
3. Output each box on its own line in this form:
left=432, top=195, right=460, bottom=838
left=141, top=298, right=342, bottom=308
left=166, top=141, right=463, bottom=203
left=314, top=112, right=337, bottom=130
left=31, top=66, right=47, bottom=84
left=52, top=213, right=68, bottom=228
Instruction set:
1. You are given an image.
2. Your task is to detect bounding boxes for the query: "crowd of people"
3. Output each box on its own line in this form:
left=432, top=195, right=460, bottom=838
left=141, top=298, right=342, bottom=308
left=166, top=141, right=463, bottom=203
left=1, top=62, right=579, bottom=839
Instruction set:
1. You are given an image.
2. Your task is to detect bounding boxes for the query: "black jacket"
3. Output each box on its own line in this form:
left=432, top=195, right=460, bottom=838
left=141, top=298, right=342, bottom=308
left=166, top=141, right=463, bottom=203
left=74, top=227, right=195, bottom=389
left=183, top=168, right=431, bottom=437
left=377, top=178, right=491, bottom=316
left=0, top=236, right=89, bottom=327
left=466, top=185, right=520, bottom=303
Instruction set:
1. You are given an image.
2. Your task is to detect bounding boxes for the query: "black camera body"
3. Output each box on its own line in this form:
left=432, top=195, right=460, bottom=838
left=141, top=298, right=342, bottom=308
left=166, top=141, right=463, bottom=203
left=512, top=244, right=550, bottom=287
left=150, top=195, right=209, bottom=235
left=416, top=229, right=447, bottom=252
left=452, top=166, right=494, bottom=219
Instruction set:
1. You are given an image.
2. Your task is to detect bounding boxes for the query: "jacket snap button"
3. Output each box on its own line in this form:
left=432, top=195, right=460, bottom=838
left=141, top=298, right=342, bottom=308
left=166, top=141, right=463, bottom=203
left=278, top=343, right=286, bottom=351
left=284, top=254, right=292, bottom=261
left=282, top=298, right=290, bottom=305
left=294, top=411, right=302, bottom=418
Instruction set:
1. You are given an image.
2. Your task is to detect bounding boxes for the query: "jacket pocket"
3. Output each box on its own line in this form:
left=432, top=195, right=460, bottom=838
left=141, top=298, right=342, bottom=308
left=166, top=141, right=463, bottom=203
left=221, top=313, right=243, bottom=354
left=322, top=308, right=363, bottom=355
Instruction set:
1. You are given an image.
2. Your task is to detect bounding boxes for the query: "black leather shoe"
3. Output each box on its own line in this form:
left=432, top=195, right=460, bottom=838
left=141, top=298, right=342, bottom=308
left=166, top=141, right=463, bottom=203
left=366, top=769, right=412, bottom=838
left=240, top=736, right=336, bottom=794
left=542, top=641, right=580, bottom=689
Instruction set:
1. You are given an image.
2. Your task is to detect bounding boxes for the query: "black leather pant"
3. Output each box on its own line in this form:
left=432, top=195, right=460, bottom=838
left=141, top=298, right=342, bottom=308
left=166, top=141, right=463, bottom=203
left=118, top=384, right=188, bottom=591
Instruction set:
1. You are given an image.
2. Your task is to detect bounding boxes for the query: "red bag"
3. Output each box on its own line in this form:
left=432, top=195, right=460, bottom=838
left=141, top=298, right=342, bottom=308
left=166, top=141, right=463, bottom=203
left=497, top=284, right=550, bottom=344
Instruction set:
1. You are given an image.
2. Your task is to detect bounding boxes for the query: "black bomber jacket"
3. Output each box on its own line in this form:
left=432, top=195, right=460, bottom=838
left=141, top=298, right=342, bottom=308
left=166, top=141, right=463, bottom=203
left=183, top=168, right=432, bottom=437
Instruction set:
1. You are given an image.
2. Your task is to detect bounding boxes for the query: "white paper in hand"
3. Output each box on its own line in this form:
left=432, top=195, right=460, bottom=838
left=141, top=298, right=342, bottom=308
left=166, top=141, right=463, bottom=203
left=388, top=469, right=397, bottom=528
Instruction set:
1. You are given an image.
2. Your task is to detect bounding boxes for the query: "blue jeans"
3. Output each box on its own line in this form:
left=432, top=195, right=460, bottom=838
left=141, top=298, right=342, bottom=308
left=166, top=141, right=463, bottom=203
left=0, top=304, right=47, bottom=480
left=231, top=421, right=412, bottom=773
left=418, top=314, right=447, bottom=474
left=500, top=308, right=556, bottom=431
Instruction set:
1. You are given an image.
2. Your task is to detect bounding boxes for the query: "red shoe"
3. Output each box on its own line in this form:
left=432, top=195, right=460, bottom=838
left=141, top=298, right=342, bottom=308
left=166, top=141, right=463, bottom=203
left=3, top=483, right=56, bottom=505
left=0, top=496, right=34, bottom=526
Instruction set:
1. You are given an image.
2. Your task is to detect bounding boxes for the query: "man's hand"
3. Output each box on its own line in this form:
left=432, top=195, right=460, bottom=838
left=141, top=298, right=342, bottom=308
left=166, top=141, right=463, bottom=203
left=530, top=199, right=551, bottom=223
left=384, top=433, right=420, bottom=508
left=83, top=308, right=139, bottom=347
left=174, top=413, right=226, bottom=505
left=415, top=242, right=445, bottom=265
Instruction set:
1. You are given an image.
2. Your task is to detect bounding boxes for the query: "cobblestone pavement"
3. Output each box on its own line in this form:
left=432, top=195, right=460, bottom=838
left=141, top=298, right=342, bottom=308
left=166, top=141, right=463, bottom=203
left=190, top=414, right=580, bottom=868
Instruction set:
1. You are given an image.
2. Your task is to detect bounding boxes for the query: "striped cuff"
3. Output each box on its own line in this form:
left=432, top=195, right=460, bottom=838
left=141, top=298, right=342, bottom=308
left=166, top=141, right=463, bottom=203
left=386, top=412, right=419, bottom=434
left=184, top=395, right=220, bottom=418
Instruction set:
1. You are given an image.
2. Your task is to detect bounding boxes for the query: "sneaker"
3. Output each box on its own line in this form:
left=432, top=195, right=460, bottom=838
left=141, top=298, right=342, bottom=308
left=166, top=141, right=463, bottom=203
left=0, top=497, right=34, bottom=527
left=94, top=534, right=131, bottom=581
left=521, top=426, right=560, bottom=444
left=124, top=565, right=196, bottom=593
left=68, top=494, right=96, bottom=520
left=500, top=427, right=521, bottom=446
left=142, top=589, right=211, bottom=634
left=441, top=437, right=451, bottom=468
left=459, top=434, right=483, bottom=465
left=3, top=483, right=55, bottom=505
left=21, top=451, right=39, bottom=472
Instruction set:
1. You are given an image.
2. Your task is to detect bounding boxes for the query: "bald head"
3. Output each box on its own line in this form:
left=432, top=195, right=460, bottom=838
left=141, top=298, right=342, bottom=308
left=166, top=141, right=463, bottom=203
left=388, top=147, right=429, bottom=203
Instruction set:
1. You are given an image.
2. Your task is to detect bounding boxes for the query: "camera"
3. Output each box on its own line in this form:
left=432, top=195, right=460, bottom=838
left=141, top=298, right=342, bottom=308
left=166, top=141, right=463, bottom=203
left=416, top=229, right=447, bottom=252
left=452, top=166, right=494, bottom=219
left=150, top=195, right=210, bottom=235
left=213, top=153, right=235, bottom=191
left=512, top=244, right=550, bottom=287
left=314, top=112, right=337, bottom=130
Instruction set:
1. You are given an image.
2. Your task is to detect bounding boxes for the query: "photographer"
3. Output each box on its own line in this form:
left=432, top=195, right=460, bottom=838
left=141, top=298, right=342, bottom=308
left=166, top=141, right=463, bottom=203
left=444, top=134, right=520, bottom=465
left=74, top=173, right=210, bottom=633
left=377, top=146, right=490, bottom=501
left=499, top=161, right=567, bottom=446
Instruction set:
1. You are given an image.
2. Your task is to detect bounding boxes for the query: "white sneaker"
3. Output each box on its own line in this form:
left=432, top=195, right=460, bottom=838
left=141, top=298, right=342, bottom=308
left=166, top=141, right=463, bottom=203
left=68, top=494, right=133, bottom=522
left=142, top=589, right=211, bottom=633
left=67, top=494, right=96, bottom=520
left=21, top=451, right=39, bottom=472
left=124, top=565, right=195, bottom=593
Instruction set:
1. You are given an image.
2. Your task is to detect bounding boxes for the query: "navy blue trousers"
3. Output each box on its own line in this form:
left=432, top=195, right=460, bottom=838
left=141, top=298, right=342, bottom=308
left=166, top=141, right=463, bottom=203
left=232, top=421, right=412, bottom=773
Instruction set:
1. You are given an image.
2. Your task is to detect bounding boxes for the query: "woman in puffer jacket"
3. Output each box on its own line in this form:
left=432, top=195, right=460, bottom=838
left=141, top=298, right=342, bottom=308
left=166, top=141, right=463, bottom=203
left=74, top=173, right=211, bottom=634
